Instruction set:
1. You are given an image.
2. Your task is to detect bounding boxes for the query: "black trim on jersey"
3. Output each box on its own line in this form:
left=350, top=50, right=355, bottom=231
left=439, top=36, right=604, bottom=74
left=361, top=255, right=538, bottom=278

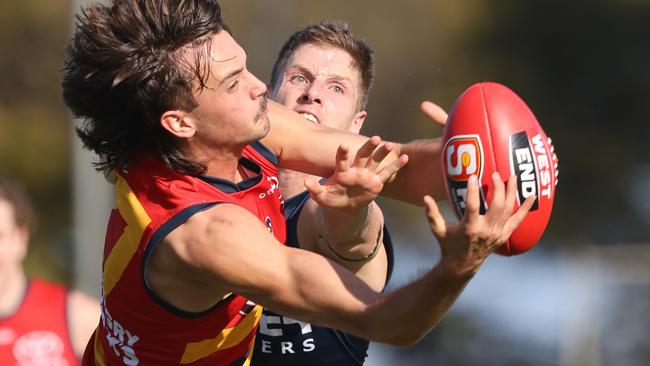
left=331, top=330, right=369, bottom=365
left=200, top=157, right=263, bottom=193
left=383, top=226, right=394, bottom=286
left=199, top=141, right=277, bottom=192
left=228, top=354, right=249, bottom=366
left=250, top=141, right=279, bottom=166
left=142, top=202, right=238, bottom=319
left=283, top=189, right=311, bottom=245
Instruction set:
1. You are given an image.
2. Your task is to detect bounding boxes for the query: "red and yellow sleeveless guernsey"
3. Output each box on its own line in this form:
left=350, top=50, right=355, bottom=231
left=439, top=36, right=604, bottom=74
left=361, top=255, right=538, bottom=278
left=0, top=278, right=79, bottom=366
left=83, top=142, right=286, bottom=366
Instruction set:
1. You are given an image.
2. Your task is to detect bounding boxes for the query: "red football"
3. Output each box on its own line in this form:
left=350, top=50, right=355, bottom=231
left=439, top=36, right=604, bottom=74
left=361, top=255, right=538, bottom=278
left=441, top=82, right=559, bottom=255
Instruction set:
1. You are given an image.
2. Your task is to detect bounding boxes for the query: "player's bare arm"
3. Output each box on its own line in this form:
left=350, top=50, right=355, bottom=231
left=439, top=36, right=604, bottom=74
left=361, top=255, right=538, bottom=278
left=263, top=100, right=450, bottom=205
left=146, top=172, right=534, bottom=346
left=297, top=137, right=404, bottom=290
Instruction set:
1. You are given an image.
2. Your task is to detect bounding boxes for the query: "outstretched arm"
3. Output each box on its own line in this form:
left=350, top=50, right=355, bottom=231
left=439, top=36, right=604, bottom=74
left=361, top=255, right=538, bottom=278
left=263, top=100, right=449, bottom=205
left=149, top=171, right=534, bottom=346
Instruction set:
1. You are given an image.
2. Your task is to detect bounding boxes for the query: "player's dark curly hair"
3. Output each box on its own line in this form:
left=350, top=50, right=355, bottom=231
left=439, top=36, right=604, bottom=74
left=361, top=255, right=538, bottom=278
left=62, top=0, right=229, bottom=175
left=269, top=20, right=375, bottom=110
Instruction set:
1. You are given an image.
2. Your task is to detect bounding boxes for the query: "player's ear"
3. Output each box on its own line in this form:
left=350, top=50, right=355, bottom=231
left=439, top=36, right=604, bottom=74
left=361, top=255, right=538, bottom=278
left=350, top=110, right=367, bottom=134
left=160, top=110, right=195, bottom=139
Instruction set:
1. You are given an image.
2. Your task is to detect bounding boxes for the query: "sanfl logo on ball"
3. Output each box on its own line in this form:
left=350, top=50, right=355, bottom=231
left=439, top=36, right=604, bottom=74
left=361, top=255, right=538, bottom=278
left=443, top=135, right=487, bottom=216
left=443, top=135, right=484, bottom=182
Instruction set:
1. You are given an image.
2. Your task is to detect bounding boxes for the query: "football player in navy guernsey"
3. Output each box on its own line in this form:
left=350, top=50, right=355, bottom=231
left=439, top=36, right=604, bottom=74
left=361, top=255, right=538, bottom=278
left=252, top=21, right=449, bottom=365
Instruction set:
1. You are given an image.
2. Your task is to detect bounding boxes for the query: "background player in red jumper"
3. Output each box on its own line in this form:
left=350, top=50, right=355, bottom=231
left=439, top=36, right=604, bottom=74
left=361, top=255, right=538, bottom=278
left=0, top=175, right=100, bottom=365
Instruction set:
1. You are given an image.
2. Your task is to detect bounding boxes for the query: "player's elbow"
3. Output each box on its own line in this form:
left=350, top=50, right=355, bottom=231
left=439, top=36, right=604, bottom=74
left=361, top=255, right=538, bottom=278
left=364, top=322, right=432, bottom=347
left=379, top=332, right=424, bottom=347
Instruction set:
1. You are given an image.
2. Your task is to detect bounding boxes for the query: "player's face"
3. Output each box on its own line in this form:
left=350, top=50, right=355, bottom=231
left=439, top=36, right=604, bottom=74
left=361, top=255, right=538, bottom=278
left=272, top=43, right=366, bottom=133
left=0, top=200, right=27, bottom=278
left=188, top=31, right=270, bottom=149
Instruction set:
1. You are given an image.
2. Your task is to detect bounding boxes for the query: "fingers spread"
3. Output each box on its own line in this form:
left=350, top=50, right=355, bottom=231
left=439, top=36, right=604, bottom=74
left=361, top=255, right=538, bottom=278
left=304, top=178, right=325, bottom=198
left=424, top=195, right=446, bottom=238
left=501, top=175, right=519, bottom=223
left=463, top=175, right=481, bottom=227
left=485, top=172, right=505, bottom=223
left=503, top=194, right=536, bottom=235
left=377, top=154, right=408, bottom=182
left=353, top=136, right=381, bottom=168
left=367, top=142, right=394, bottom=171
left=335, top=144, right=351, bottom=172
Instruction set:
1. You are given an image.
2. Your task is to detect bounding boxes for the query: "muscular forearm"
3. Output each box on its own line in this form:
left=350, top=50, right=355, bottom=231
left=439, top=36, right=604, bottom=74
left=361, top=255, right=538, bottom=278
left=382, top=139, right=447, bottom=205
left=261, top=247, right=474, bottom=347
left=315, top=202, right=383, bottom=261
left=360, top=260, right=474, bottom=346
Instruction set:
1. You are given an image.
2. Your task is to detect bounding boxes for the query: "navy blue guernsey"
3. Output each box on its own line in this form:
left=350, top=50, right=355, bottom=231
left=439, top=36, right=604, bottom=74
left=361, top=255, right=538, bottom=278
left=251, top=188, right=394, bottom=366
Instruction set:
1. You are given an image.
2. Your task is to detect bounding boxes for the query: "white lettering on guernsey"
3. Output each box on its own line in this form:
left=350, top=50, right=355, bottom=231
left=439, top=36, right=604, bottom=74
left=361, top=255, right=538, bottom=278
left=258, top=314, right=316, bottom=354
left=100, top=297, right=140, bottom=365
left=281, top=342, right=294, bottom=354
left=259, top=315, right=312, bottom=336
left=259, top=176, right=280, bottom=199
left=280, top=317, right=312, bottom=335
left=302, top=338, right=315, bottom=352
left=261, top=340, right=272, bottom=354
left=259, top=315, right=283, bottom=337
left=531, top=134, right=552, bottom=199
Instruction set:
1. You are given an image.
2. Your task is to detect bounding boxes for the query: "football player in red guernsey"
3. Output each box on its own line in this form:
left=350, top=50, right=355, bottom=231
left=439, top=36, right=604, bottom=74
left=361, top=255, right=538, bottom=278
left=62, top=1, right=535, bottom=365
left=0, top=175, right=100, bottom=365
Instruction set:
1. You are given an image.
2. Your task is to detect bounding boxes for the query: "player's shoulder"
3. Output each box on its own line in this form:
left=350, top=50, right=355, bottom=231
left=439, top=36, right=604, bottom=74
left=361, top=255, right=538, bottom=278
left=171, top=203, right=271, bottom=250
left=188, top=202, right=262, bottom=227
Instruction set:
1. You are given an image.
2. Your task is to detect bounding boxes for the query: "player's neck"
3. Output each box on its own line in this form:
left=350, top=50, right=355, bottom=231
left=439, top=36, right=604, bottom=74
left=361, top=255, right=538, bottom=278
left=0, top=267, right=27, bottom=316
left=184, top=144, right=248, bottom=183
left=279, top=169, right=320, bottom=200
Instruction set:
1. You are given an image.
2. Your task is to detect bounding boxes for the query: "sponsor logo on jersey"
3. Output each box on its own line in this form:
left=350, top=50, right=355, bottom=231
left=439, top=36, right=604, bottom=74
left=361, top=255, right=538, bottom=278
left=100, top=296, right=141, bottom=365
left=443, top=135, right=487, bottom=216
left=259, top=176, right=280, bottom=200
left=13, top=330, right=66, bottom=366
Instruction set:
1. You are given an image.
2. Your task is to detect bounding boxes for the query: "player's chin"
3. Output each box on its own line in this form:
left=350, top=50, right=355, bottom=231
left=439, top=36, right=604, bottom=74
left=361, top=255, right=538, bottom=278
left=257, top=115, right=271, bottom=137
